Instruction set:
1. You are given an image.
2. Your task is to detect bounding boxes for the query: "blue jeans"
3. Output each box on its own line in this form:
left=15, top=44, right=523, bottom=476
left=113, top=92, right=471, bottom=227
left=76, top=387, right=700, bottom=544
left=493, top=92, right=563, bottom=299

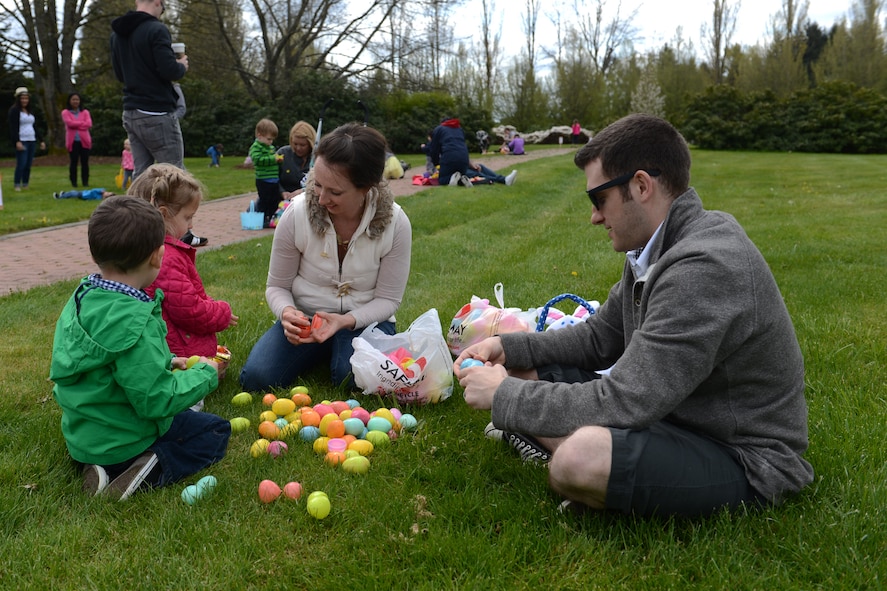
left=14, top=140, right=36, bottom=186
left=122, top=110, right=184, bottom=177
left=102, top=411, right=230, bottom=487
left=240, top=319, right=396, bottom=391
left=468, top=163, right=506, bottom=184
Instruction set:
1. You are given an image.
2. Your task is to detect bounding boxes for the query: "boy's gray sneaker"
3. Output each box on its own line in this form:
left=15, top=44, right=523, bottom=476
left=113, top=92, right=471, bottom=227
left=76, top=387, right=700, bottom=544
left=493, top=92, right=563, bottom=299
left=448, top=172, right=462, bottom=186
left=505, top=170, right=518, bottom=186
left=105, top=452, right=159, bottom=501
left=459, top=174, right=474, bottom=188
left=82, top=464, right=109, bottom=496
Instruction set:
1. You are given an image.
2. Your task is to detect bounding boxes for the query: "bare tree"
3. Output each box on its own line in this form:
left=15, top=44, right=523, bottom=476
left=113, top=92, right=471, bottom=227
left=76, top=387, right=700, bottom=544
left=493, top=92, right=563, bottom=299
left=478, top=0, right=501, bottom=114
left=207, top=0, right=402, bottom=101
left=0, top=0, right=92, bottom=150
left=575, top=0, right=639, bottom=76
left=702, top=0, right=740, bottom=85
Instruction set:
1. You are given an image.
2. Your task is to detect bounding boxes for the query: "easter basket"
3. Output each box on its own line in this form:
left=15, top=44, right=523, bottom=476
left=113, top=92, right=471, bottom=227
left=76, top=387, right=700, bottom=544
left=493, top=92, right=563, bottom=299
left=350, top=308, right=453, bottom=405
left=534, top=293, right=599, bottom=332
left=240, top=200, right=264, bottom=230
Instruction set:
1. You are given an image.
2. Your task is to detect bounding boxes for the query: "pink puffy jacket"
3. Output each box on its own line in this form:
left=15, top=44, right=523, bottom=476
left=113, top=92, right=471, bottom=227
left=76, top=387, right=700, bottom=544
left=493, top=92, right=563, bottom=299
left=145, top=235, right=232, bottom=357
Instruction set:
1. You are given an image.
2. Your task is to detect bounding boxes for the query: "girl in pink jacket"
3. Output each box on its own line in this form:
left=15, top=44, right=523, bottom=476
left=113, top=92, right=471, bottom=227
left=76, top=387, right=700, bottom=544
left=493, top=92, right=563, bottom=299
left=131, top=164, right=238, bottom=393
left=62, top=93, right=92, bottom=187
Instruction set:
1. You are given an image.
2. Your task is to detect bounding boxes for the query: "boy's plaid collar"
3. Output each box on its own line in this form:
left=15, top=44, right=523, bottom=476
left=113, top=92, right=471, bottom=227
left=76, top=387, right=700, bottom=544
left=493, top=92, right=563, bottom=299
left=88, top=273, right=152, bottom=303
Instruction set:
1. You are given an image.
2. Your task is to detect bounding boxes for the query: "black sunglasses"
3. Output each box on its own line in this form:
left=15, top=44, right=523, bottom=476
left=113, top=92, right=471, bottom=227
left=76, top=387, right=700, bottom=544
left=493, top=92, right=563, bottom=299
left=586, top=169, right=661, bottom=210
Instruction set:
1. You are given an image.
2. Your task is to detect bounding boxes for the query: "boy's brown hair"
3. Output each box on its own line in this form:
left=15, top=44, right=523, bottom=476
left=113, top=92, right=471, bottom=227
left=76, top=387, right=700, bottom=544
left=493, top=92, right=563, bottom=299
left=255, top=118, right=278, bottom=139
left=88, top=196, right=165, bottom=272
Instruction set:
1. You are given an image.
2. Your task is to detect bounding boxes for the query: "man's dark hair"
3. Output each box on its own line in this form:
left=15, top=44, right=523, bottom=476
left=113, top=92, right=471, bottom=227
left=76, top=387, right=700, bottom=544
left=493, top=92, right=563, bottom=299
left=574, top=114, right=691, bottom=199
left=88, top=195, right=165, bottom=272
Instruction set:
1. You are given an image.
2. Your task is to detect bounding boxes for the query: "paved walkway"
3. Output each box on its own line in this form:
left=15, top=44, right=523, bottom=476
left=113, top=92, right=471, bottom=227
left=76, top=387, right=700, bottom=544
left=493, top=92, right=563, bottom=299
left=0, top=148, right=573, bottom=295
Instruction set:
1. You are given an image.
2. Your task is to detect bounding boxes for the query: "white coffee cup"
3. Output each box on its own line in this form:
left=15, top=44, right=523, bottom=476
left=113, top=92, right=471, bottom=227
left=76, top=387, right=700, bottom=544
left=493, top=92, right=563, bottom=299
left=171, top=42, right=185, bottom=56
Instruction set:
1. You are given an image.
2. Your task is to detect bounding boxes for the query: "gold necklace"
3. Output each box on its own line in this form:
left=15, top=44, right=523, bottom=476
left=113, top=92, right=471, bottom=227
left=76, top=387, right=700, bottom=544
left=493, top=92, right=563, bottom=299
left=336, top=234, right=350, bottom=246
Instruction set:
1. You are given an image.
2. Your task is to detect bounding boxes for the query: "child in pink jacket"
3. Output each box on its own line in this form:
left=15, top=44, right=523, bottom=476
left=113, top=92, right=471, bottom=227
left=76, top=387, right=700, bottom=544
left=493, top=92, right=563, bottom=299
left=130, top=164, right=238, bottom=407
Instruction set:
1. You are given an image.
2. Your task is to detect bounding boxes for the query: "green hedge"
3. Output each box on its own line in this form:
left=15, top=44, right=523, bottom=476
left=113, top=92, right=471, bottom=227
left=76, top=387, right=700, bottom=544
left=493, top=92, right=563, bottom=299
left=683, top=81, right=887, bottom=153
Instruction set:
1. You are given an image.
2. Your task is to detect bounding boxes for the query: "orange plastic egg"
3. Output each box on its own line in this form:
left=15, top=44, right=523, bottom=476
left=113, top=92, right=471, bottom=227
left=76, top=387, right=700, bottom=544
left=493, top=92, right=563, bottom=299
left=324, top=451, right=346, bottom=466
left=262, top=393, right=278, bottom=407
left=283, top=481, right=302, bottom=500
left=258, top=420, right=281, bottom=440
left=325, top=419, right=346, bottom=439
left=291, top=392, right=312, bottom=407
left=300, top=410, right=321, bottom=427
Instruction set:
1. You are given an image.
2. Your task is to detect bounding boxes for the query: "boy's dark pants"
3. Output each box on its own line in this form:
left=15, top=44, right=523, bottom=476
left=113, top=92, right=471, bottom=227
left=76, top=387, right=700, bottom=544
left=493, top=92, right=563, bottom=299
left=255, top=179, right=281, bottom=226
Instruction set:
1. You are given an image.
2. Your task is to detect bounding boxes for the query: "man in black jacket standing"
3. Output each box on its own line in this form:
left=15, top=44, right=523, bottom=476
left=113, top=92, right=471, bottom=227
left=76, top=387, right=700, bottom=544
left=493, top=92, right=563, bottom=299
left=111, top=0, right=188, bottom=178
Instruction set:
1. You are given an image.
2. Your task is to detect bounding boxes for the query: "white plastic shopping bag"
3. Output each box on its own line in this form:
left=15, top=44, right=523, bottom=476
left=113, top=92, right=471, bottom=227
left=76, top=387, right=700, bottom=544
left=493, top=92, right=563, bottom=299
left=351, top=308, right=453, bottom=405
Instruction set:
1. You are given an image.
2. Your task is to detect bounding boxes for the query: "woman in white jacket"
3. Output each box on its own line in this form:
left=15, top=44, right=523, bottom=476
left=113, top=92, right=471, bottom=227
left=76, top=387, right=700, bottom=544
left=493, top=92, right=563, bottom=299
left=240, top=122, right=412, bottom=391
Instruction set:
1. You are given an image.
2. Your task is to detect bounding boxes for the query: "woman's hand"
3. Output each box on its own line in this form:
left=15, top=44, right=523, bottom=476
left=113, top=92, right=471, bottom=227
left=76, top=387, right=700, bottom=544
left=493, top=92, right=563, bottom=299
left=280, top=306, right=311, bottom=345
left=15, top=141, right=23, bottom=151
left=310, top=311, right=356, bottom=343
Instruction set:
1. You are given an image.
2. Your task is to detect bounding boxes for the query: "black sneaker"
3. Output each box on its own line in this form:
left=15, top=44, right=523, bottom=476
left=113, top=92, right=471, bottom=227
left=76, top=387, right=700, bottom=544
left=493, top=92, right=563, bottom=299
left=484, top=422, right=551, bottom=463
left=82, top=464, right=109, bottom=496
left=104, top=452, right=159, bottom=501
left=181, top=230, right=208, bottom=247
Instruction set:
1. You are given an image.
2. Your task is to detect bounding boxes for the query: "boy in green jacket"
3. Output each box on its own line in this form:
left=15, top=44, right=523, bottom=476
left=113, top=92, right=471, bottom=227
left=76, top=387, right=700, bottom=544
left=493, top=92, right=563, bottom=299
left=50, top=196, right=231, bottom=500
left=249, top=118, right=284, bottom=228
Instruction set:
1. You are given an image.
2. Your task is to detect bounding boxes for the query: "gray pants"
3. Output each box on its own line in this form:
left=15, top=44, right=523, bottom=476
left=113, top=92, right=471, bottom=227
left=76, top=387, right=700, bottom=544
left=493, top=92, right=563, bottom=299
left=122, top=110, right=184, bottom=178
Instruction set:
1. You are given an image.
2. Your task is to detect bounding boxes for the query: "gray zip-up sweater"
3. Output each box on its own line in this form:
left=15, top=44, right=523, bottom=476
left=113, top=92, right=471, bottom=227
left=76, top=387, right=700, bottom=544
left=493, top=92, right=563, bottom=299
left=496, top=189, right=813, bottom=503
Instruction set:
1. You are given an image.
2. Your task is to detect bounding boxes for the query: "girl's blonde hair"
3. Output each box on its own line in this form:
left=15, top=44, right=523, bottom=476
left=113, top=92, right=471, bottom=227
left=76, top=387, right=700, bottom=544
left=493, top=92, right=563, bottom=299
left=127, top=163, right=204, bottom=231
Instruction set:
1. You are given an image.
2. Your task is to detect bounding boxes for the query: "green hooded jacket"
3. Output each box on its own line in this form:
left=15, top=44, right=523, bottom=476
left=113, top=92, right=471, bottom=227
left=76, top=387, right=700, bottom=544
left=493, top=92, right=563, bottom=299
left=50, top=278, right=217, bottom=465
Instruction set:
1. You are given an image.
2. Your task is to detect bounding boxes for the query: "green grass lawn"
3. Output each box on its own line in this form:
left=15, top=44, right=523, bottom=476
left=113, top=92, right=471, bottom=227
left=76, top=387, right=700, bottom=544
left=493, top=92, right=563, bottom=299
left=0, top=150, right=884, bottom=589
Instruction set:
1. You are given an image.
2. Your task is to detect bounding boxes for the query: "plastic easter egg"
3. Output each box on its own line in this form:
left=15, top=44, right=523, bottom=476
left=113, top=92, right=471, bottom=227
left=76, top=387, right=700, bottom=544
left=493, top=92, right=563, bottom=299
left=186, top=355, right=201, bottom=369
left=279, top=422, right=300, bottom=439
left=348, top=439, right=374, bottom=456
left=345, top=399, right=360, bottom=409
left=284, top=411, right=300, bottom=423
left=329, top=400, right=351, bottom=415
left=272, top=398, right=296, bottom=417
left=389, top=408, right=403, bottom=421
left=196, top=475, right=217, bottom=494
left=307, top=494, right=331, bottom=519
left=324, top=451, right=346, bottom=466
left=250, top=438, right=270, bottom=458
left=318, top=413, right=339, bottom=436
left=350, top=407, right=371, bottom=424
left=387, top=429, right=399, bottom=441
left=313, top=437, right=330, bottom=454
left=338, top=409, right=353, bottom=420
left=181, top=484, right=200, bottom=505
left=258, top=420, right=280, bottom=440
left=460, top=358, right=484, bottom=369
left=274, top=417, right=289, bottom=430
left=268, top=440, right=289, bottom=458
left=365, top=430, right=390, bottom=448
left=399, top=413, right=418, bottom=431
left=290, top=385, right=310, bottom=396
left=262, top=393, right=278, bottom=407
left=343, top=418, right=365, bottom=437
left=300, top=410, right=321, bottom=428
left=231, top=392, right=253, bottom=406
left=313, top=403, right=334, bottom=418
left=373, top=408, right=396, bottom=424
left=299, top=425, right=320, bottom=443
left=345, top=449, right=360, bottom=459
left=367, top=416, right=392, bottom=433
left=258, top=479, right=281, bottom=503
left=229, top=417, right=250, bottom=434
left=283, top=481, right=302, bottom=500
left=290, top=392, right=312, bottom=408
left=325, top=419, right=345, bottom=439
left=259, top=410, right=278, bottom=423
left=342, top=455, right=370, bottom=475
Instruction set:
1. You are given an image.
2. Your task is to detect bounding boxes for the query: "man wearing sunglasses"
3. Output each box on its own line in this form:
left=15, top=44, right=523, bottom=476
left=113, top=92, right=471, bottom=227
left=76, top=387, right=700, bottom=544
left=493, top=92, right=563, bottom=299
left=111, top=0, right=188, bottom=178
left=455, top=114, right=812, bottom=518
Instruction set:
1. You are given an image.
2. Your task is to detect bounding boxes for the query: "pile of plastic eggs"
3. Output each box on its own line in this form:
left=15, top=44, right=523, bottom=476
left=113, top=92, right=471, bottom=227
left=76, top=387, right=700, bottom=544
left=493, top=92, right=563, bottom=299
left=229, top=386, right=419, bottom=474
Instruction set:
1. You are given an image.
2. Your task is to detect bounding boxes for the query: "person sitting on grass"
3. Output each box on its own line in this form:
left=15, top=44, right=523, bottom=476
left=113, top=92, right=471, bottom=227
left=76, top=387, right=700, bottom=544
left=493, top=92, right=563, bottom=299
left=454, top=113, right=813, bottom=518
left=49, top=195, right=231, bottom=500
left=54, top=188, right=115, bottom=200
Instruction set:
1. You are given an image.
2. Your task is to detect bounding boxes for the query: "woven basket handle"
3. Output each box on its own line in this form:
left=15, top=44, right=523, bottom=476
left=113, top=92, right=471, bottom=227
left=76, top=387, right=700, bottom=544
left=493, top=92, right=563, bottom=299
left=535, top=293, right=596, bottom=332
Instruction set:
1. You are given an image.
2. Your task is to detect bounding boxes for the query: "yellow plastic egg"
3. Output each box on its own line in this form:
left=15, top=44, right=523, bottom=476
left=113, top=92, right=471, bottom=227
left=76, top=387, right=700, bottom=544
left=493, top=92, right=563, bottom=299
left=229, top=417, right=250, bottom=434
left=259, top=410, right=278, bottom=423
left=373, top=408, right=396, bottom=424
left=318, top=413, right=340, bottom=436
left=250, top=438, right=270, bottom=458
left=271, top=398, right=296, bottom=417
left=347, top=439, right=374, bottom=456
left=312, top=436, right=330, bottom=454
left=231, top=392, right=253, bottom=406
